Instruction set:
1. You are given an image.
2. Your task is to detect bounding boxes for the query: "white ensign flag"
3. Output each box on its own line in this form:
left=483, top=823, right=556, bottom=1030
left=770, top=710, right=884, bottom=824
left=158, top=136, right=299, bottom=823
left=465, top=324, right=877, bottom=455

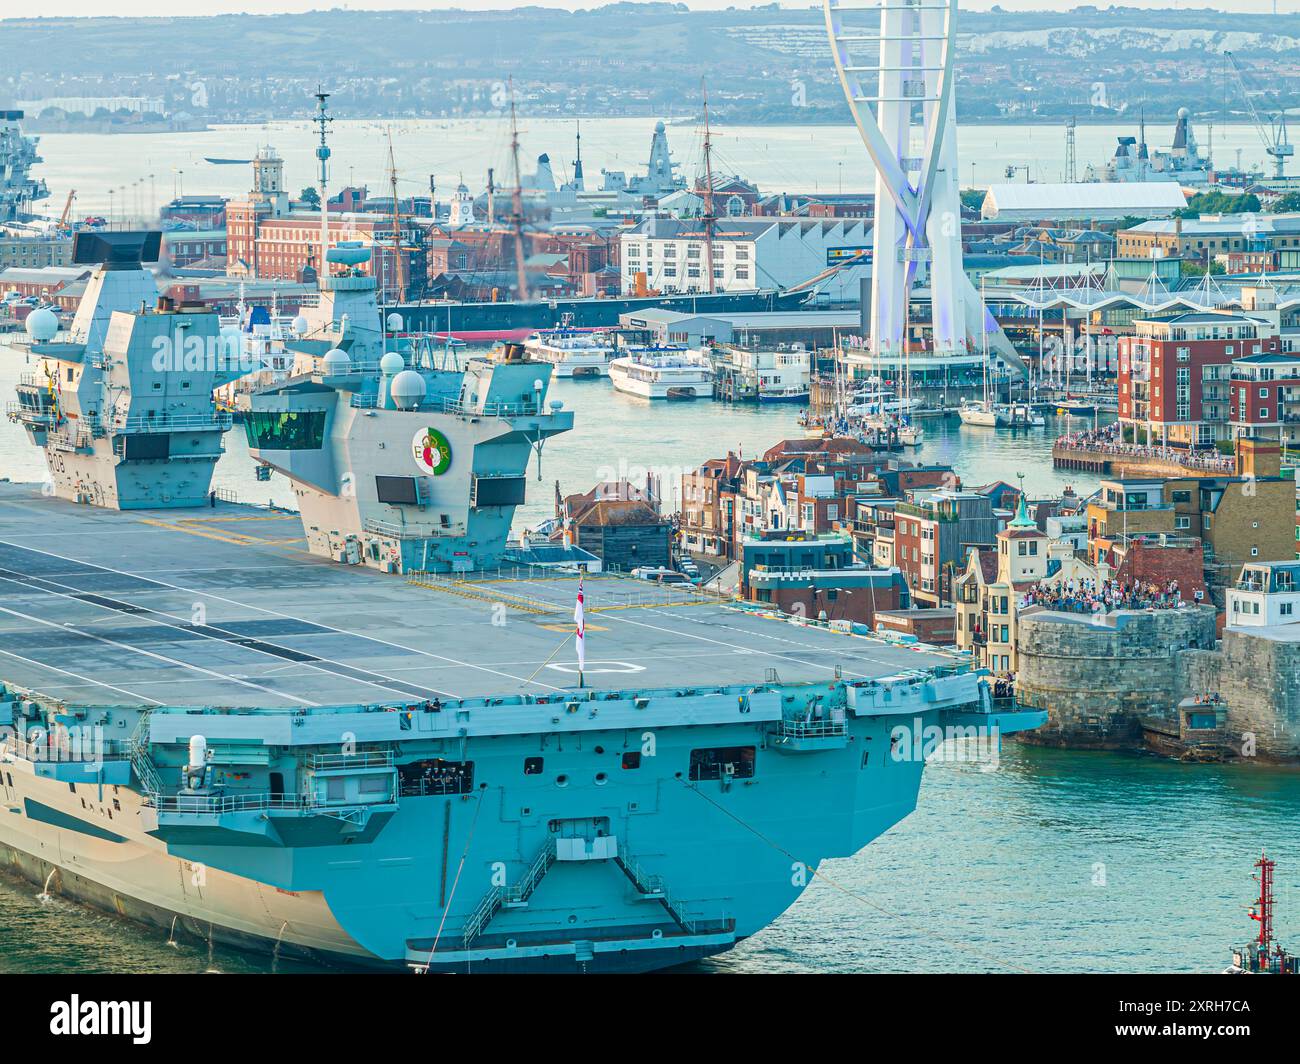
left=574, top=572, right=585, bottom=672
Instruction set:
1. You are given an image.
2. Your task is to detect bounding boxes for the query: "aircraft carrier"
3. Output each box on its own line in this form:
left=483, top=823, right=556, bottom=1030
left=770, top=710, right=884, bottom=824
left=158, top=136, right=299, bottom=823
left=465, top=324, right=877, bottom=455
left=0, top=230, right=1043, bottom=973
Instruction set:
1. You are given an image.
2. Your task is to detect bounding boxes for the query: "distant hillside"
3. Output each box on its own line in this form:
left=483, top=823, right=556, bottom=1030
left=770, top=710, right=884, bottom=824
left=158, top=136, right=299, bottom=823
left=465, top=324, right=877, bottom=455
left=0, top=5, right=1295, bottom=124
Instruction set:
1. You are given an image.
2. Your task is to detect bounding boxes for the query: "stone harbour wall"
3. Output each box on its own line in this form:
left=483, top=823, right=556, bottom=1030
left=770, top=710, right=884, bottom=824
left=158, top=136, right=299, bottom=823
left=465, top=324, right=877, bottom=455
left=1181, top=630, right=1300, bottom=762
left=1015, top=606, right=1219, bottom=749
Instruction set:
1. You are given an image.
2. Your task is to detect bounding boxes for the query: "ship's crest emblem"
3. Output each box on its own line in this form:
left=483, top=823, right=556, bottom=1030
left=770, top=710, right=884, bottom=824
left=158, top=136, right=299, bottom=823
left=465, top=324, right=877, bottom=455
left=412, top=427, right=452, bottom=476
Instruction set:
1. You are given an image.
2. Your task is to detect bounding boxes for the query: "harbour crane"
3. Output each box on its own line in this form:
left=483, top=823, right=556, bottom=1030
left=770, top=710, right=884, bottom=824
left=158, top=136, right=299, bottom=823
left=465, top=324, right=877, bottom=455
left=1225, top=51, right=1294, bottom=179
left=58, top=189, right=76, bottom=232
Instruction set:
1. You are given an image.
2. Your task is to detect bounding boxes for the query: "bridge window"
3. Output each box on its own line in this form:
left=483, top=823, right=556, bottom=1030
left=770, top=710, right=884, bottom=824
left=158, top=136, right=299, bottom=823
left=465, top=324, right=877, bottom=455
left=244, top=409, right=327, bottom=451
left=689, top=746, right=756, bottom=781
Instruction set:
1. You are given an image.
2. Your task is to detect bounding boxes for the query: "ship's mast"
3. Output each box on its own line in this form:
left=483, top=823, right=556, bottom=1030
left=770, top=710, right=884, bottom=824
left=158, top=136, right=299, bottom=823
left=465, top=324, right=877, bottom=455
left=386, top=128, right=404, bottom=305
left=573, top=119, right=584, bottom=188
left=313, top=89, right=332, bottom=289
left=507, top=80, right=530, bottom=302
left=1250, top=852, right=1276, bottom=949
left=701, top=79, right=717, bottom=297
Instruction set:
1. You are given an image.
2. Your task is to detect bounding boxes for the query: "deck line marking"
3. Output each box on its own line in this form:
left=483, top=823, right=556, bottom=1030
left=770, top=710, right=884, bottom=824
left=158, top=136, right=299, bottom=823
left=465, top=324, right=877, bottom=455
left=0, top=537, right=562, bottom=694
left=0, top=646, right=166, bottom=706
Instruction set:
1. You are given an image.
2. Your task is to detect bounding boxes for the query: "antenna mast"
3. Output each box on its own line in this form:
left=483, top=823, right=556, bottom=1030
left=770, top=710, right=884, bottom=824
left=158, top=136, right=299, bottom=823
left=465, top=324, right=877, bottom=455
left=386, top=128, right=404, bottom=305
left=508, top=80, right=530, bottom=302
left=1250, top=852, right=1276, bottom=949
left=313, top=88, right=332, bottom=288
left=701, top=79, right=717, bottom=297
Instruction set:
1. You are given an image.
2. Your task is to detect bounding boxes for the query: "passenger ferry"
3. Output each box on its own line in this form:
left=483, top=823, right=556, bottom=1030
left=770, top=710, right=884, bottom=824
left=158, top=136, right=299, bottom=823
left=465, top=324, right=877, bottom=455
left=608, top=344, right=713, bottom=400
left=523, top=318, right=617, bottom=378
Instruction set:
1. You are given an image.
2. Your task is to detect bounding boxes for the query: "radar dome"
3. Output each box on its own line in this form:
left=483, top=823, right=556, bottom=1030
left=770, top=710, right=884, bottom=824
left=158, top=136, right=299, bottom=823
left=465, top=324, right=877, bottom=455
left=24, top=307, right=58, bottom=342
left=655, top=120, right=665, bottom=133
left=380, top=351, right=405, bottom=376
left=1178, top=107, right=1190, bottom=120
left=322, top=348, right=351, bottom=375
left=292, top=314, right=309, bottom=336
left=390, top=369, right=427, bottom=411
left=386, top=312, right=404, bottom=332
left=549, top=399, right=564, bottom=412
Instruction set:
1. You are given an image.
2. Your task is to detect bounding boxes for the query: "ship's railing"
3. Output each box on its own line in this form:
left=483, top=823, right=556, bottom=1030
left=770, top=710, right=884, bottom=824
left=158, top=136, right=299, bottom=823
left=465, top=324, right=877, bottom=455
left=349, top=393, right=545, bottom=420
left=4, top=400, right=56, bottom=422
left=307, top=750, right=394, bottom=771
left=97, top=412, right=234, bottom=434
left=150, top=792, right=306, bottom=815
left=364, top=518, right=464, bottom=540
left=47, top=427, right=94, bottom=453
left=776, top=717, right=848, bottom=740
left=1, top=733, right=132, bottom=763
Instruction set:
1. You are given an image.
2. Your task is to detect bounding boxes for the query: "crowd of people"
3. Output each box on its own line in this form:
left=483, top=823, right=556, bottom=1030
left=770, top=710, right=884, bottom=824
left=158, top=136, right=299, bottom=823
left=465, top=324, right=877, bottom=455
left=1056, top=424, right=1235, bottom=473
left=1020, top=576, right=1186, bottom=615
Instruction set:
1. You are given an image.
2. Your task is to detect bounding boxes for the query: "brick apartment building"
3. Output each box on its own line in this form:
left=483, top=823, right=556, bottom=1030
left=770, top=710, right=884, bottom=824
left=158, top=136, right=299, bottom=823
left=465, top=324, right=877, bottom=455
left=892, top=489, right=1000, bottom=607
left=1118, top=310, right=1282, bottom=449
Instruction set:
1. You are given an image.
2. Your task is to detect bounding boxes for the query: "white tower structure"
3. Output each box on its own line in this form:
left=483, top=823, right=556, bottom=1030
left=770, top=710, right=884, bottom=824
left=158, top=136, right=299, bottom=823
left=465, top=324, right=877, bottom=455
left=823, top=0, right=1022, bottom=373
left=448, top=179, right=476, bottom=228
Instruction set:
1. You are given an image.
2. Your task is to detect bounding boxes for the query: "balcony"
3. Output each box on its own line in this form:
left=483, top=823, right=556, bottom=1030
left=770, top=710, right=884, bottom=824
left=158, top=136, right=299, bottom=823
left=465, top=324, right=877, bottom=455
left=770, top=716, right=849, bottom=752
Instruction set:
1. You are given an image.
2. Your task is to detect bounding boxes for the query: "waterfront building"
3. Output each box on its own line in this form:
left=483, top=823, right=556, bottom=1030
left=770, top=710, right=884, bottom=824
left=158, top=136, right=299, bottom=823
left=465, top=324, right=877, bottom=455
left=1228, top=350, right=1300, bottom=448
left=619, top=217, right=871, bottom=302
left=1227, top=560, right=1300, bottom=626
left=226, top=149, right=424, bottom=299
left=1117, top=310, right=1281, bottom=449
left=160, top=194, right=228, bottom=230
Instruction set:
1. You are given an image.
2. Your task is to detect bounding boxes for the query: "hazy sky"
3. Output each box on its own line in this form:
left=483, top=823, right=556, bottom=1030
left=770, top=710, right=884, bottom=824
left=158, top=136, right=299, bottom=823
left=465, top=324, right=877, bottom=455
left=14, top=1, right=1293, bottom=18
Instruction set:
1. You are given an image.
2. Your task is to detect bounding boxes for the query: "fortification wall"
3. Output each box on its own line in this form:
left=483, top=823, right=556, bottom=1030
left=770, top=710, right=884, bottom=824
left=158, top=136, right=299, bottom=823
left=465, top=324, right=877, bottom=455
left=1180, top=630, right=1300, bottom=761
left=1015, top=606, right=1218, bottom=748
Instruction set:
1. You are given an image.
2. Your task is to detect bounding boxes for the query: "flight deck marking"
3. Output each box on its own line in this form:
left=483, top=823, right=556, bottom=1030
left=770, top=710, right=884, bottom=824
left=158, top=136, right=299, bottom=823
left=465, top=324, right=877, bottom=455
left=0, top=601, right=319, bottom=707
left=0, top=537, right=560, bottom=694
left=0, top=563, right=456, bottom=703
left=0, top=645, right=166, bottom=706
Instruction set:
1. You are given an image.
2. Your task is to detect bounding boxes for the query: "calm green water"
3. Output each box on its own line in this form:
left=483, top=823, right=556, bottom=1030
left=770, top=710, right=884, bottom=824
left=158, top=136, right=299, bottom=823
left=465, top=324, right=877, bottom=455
left=0, top=744, right=1293, bottom=974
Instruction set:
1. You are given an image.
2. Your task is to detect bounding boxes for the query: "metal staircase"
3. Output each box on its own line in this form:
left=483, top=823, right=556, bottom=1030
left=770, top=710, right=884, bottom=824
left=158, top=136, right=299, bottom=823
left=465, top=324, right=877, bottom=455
left=462, top=837, right=557, bottom=948
left=126, top=710, right=165, bottom=799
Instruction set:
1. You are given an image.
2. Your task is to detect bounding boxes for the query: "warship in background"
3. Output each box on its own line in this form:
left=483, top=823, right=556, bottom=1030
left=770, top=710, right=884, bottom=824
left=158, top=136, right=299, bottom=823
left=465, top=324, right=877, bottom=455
left=0, top=224, right=1043, bottom=973
left=1085, top=108, right=1251, bottom=187
left=0, top=110, right=50, bottom=223
left=1226, top=854, right=1298, bottom=975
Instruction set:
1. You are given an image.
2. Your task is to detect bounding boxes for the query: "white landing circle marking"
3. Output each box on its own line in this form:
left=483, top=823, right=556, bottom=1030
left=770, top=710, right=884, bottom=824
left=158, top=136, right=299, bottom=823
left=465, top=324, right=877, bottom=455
left=546, top=661, right=646, bottom=675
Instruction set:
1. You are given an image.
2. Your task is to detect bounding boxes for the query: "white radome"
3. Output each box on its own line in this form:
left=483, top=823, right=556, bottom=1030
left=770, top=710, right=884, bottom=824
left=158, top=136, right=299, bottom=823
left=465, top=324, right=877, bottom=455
left=24, top=307, right=58, bottom=342
left=292, top=314, right=309, bottom=336
left=322, top=348, right=351, bottom=375
left=386, top=312, right=404, bottom=332
left=380, top=351, right=405, bottom=376
left=390, top=369, right=427, bottom=410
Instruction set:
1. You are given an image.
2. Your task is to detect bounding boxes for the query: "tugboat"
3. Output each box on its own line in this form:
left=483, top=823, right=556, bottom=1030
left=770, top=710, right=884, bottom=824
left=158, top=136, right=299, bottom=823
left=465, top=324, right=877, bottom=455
left=1226, top=853, right=1298, bottom=974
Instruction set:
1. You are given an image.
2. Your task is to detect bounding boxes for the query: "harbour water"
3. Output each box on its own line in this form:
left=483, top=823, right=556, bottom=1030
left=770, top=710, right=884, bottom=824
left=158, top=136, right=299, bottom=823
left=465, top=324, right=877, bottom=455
left=0, top=743, right=1292, bottom=974
left=33, top=118, right=1272, bottom=219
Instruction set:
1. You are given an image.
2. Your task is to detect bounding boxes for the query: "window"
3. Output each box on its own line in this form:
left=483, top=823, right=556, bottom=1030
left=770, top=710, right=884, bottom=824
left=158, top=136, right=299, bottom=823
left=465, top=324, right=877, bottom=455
left=689, top=746, right=756, bottom=781
left=244, top=409, right=327, bottom=451
left=621, top=751, right=641, bottom=770
left=524, top=756, right=544, bottom=775
left=1283, top=602, right=1294, bottom=617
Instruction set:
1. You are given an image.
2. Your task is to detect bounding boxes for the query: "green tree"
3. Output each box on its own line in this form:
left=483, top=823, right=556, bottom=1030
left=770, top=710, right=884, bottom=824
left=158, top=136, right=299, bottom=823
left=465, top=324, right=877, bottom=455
left=298, top=187, right=321, bottom=208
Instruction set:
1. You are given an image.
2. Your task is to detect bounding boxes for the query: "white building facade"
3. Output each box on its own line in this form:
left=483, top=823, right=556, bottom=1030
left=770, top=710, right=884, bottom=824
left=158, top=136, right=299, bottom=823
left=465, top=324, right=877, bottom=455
left=620, top=218, right=871, bottom=302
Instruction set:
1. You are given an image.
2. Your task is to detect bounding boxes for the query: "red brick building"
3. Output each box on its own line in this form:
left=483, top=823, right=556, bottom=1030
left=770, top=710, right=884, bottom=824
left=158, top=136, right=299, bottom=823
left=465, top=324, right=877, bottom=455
left=1118, top=311, right=1281, bottom=449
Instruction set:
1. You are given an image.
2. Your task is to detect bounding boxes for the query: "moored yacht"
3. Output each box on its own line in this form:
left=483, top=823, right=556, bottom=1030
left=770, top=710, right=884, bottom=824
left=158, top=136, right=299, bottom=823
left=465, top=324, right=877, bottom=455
left=523, top=320, right=617, bottom=378
left=608, top=344, right=713, bottom=399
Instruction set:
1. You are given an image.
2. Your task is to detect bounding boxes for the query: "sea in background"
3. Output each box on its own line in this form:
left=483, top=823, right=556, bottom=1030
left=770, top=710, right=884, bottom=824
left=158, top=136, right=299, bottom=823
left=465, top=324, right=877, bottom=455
left=29, top=117, right=1273, bottom=220
left=1, top=116, right=1297, bottom=974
